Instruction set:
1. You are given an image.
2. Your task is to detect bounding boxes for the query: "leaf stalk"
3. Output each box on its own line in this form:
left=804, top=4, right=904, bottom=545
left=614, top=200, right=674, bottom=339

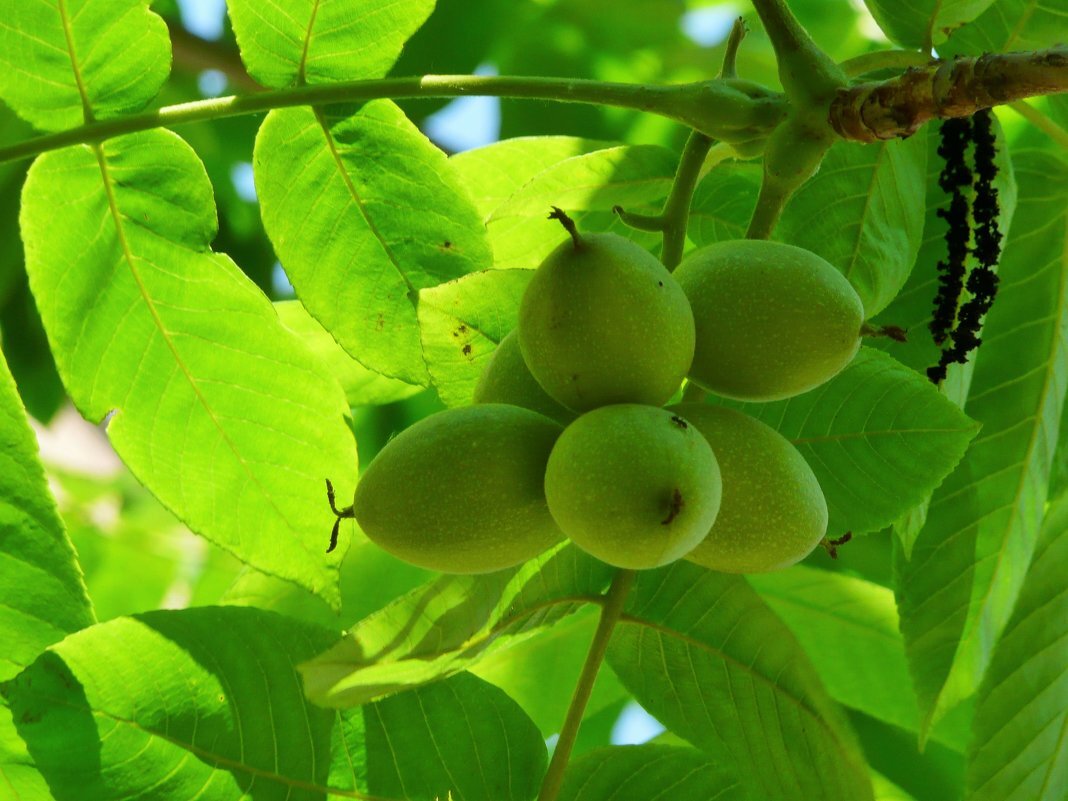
left=536, top=568, right=636, bottom=801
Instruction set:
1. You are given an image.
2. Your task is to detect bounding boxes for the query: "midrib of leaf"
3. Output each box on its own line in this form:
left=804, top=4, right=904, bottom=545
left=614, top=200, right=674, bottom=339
left=924, top=0, right=945, bottom=51
left=57, top=0, right=93, bottom=122
left=90, top=145, right=305, bottom=554
left=312, top=107, right=417, bottom=295
left=297, top=0, right=323, bottom=85
left=617, top=613, right=867, bottom=780
left=1005, top=1, right=1040, bottom=50
left=931, top=196, right=1068, bottom=732
left=844, top=143, right=886, bottom=285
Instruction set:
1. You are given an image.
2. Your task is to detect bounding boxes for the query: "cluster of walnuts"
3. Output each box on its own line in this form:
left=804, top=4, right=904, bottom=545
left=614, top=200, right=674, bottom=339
left=348, top=209, right=866, bottom=575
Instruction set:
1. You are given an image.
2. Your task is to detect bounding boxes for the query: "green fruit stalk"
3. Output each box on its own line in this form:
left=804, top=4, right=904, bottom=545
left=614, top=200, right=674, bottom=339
left=674, top=239, right=864, bottom=401
left=544, top=404, right=722, bottom=569
left=670, top=403, right=828, bottom=573
left=354, top=404, right=564, bottom=573
left=519, top=210, right=695, bottom=411
left=473, top=329, right=577, bottom=425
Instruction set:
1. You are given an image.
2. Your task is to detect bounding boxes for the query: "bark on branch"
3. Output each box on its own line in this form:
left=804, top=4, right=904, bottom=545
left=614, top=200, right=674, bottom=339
left=830, top=46, right=1068, bottom=142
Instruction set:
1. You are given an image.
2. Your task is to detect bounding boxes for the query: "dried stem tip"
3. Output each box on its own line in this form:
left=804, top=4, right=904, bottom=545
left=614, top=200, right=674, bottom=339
left=549, top=206, right=583, bottom=248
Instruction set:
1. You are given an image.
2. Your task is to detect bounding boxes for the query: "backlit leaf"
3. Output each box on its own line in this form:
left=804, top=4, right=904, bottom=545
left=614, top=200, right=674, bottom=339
left=20, top=131, right=357, bottom=608
left=0, top=0, right=169, bottom=131
left=301, top=543, right=613, bottom=707
left=417, top=269, right=532, bottom=407
left=227, top=0, right=434, bottom=88
left=255, top=100, right=492, bottom=385
left=0, top=349, right=93, bottom=682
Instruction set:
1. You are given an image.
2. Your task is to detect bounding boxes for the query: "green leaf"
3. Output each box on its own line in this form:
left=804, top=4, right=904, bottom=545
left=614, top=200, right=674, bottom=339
left=301, top=543, right=613, bottom=707
left=486, top=207, right=662, bottom=271
left=20, top=131, right=357, bottom=608
left=227, top=0, right=434, bottom=88
left=608, top=562, right=874, bottom=801
left=862, top=1, right=996, bottom=48
left=944, top=0, right=1068, bottom=53
left=558, top=744, right=748, bottom=801
left=452, top=136, right=613, bottom=219
left=349, top=671, right=548, bottom=801
left=417, top=269, right=532, bottom=407
left=255, top=100, right=492, bottom=385
left=276, top=300, right=422, bottom=407
left=748, top=568, right=916, bottom=737
left=471, top=608, right=626, bottom=736
left=488, top=145, right=676, bottom=221
left=873, top=771, right=920, bottom=801
left=722, top=348, right=978, bottom=538
left=0, top=687, right=52, bottom=799
left=897, top=148, right=1068, bottom=738
left=0, top=0, right=169, bottom=131
left=688, top=163, right=761, bottom=247
left=2, top=607, right=546, bottom=801
left=776, top=135, right=928, bottom=317
left=965, top=493, right=1068, bottom=801
left=0, top=350, right=93, bottom=682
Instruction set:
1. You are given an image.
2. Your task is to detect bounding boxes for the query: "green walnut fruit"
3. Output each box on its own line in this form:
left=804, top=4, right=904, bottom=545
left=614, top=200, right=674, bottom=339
left=674, top=240, right=864, bottom=401
left=473, top=330, right=577, bottom=425
left=544, top=405, right=722, bottom=569
left=354, top=404, right=564, bottom=573
left=518, top=211, right=695, bottom=411
left=669, top=403, right=828, bottom=573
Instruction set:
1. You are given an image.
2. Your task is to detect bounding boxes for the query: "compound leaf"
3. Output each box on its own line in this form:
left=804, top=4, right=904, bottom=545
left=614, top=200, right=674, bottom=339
left=255, top=100, right=492, bottom=385
left=897, top=148, right=1068, bottom=738
left=20, top=131, right=357, bottom=608
left=227, top=0, right=434, bottom=88
left=608, top=562, right=874, bottom=801
left=0, top=0, right=169, bottom=131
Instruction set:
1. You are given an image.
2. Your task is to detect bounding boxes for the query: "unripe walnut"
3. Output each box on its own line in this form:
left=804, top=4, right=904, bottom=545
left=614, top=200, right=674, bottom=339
left=674, top=240, right=864, bottom=401
left=518, top=211, right=695, bottom=411
left=354, top=404, right=564, bottom=573
left=544, top=405, right=721, bottom=569
left=473, top=330, right=576, bottom=425
left=669, top=403, right=828, bottom=573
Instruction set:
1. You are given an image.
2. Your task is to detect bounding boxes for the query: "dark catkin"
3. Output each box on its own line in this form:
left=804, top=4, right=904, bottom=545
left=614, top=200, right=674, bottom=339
left=929, top=117, right=974, bottom=354
left=927, top=110, right=1002, bottom=384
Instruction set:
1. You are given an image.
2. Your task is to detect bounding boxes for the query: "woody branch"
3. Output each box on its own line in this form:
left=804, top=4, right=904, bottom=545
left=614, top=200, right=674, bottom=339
left=830, top=45, right=1068, bottom=142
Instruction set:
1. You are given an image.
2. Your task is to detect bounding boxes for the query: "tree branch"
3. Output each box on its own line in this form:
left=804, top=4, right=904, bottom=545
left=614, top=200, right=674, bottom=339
left=830, top=46, right=1068, bottom=142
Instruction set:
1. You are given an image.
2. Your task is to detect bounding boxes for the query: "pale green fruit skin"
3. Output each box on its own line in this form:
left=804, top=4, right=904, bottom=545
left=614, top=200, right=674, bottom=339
left=669, top=403, right=828, bottom=573
left=544, top=405, right=722, bottom=569
left=354, top=404, right=564, bottom=574
left=674, top=240, right=864, bottom=401
left=473, top=330, right=577, bottom=425
left=519, top=233, right=695, bottom=411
